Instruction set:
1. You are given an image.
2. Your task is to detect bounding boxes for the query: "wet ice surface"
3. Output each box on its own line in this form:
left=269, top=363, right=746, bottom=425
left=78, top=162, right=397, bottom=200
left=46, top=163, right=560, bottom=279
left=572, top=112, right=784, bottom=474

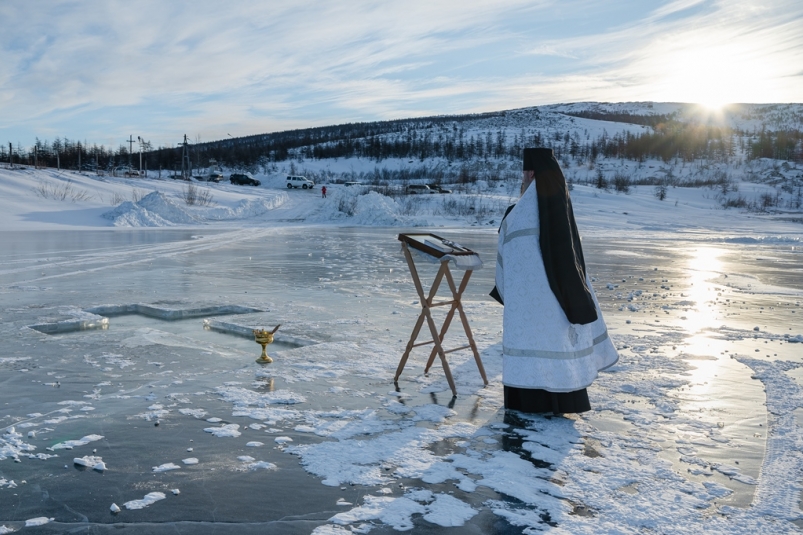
left=1, top=228, right=802, bottom=534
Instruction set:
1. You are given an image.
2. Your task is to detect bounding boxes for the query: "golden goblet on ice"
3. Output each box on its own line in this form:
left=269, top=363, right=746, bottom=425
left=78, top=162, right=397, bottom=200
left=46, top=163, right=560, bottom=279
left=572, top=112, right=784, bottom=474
left=253, top=325, right=281, bottom=364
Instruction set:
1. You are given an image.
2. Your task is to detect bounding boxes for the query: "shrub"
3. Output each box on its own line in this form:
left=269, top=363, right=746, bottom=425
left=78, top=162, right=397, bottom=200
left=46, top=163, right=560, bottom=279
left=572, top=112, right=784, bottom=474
left=612, top=172, right=630, bottom=193
left=182, top=183, right=197, bottom=205
left=721, top=195, right=747, bottom=208
left=457, top=166, right=477, bottom=184
left=438, top=194, right=507, bottom=221
left=595, top=169, right=608, bottom=190
left=759, top=192, right=778, bottom=211
left=33, top=180, right=92, bottom=202
left=182, top=183, right=214, bottom=206
left=397, top=195, right=422, bottom=216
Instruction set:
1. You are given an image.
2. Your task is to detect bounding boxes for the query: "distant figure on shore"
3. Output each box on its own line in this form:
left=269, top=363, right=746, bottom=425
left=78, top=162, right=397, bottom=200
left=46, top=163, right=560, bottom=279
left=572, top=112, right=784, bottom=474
left=491, top=148, right=618, bottom=414
left=321, top=186, right=327, bottom=198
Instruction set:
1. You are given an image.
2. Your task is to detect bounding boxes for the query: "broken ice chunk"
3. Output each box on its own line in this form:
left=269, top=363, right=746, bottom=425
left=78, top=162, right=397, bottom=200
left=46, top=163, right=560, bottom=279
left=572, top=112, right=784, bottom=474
left=204, top=424, right=241, bottom=437
left=73, top=456, right=106, bottom=471
left=25, top=517, right=54, bottom=527
left=152, top=463, right=181, bottom=473
left=124, top=492, right=166, bottom=510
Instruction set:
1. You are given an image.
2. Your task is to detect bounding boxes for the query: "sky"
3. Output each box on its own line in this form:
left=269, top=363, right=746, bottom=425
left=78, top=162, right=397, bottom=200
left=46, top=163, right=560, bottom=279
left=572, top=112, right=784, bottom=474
left=1, top=0, right=802, bottom=150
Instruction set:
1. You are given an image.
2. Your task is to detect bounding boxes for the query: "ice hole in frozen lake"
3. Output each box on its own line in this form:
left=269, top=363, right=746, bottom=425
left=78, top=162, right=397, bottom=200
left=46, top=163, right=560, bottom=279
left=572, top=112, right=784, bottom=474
left=27, top=303, right=303, bottom=354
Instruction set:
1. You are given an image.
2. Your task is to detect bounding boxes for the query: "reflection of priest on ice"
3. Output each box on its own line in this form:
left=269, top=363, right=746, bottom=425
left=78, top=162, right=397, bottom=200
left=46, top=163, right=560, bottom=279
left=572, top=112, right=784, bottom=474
left=491, top=148, right=618, bottom=414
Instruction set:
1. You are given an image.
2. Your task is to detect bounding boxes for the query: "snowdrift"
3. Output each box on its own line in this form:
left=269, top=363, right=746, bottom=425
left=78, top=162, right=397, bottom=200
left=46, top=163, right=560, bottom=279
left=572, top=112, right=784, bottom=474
left=103, top=191, right=198, bottom=227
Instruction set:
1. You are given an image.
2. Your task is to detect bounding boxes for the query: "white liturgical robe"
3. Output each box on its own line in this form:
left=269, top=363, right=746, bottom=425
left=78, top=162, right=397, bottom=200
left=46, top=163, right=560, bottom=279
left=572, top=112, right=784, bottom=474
left=495, top=183, right=619, bottom=392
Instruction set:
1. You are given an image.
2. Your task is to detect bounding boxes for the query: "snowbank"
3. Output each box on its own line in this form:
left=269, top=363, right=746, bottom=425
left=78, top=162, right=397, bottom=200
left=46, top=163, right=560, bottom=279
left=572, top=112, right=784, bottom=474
left=200, top=195, right=287, bottom=220
left=103, top=191, right=198, bottom=226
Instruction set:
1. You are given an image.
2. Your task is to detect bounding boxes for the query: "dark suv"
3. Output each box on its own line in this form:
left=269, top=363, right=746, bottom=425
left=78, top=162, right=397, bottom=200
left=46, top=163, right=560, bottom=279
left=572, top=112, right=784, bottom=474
left=230, top=173, right=261, bottom=186
left=427, top=184, right=452, bottom=193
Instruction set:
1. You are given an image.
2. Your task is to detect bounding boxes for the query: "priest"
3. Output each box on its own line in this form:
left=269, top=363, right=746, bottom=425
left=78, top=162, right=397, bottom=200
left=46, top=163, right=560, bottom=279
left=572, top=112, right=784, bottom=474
left=491, top=148, right=618, bottom=414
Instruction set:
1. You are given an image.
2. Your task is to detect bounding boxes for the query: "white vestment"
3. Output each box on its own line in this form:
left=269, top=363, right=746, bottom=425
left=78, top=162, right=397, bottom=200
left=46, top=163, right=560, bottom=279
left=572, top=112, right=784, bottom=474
left=495, top=183, right=618, bottom=392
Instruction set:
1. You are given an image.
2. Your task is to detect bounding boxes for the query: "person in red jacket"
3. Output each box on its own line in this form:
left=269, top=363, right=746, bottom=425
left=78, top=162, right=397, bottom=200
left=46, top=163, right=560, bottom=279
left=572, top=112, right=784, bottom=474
left=321, top=186, right=327, bottom=198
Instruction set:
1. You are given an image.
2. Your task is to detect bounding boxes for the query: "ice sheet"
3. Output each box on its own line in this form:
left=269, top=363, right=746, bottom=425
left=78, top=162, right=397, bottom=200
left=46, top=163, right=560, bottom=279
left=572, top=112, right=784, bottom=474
left=1, top=228, right=802, bottom=533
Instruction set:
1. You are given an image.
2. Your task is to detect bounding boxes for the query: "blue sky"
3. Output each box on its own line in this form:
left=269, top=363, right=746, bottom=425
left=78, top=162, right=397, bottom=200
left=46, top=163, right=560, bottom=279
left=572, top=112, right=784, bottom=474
left=1, top=0, right=801, bottom=149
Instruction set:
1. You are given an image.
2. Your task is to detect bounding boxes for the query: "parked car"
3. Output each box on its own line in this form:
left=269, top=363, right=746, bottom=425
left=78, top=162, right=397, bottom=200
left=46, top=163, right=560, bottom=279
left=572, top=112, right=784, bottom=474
left=194, top=170, right=224, bottom=182
left=427, top=184, right=452, bottom=193
left=286, top=175, right=315, bottom=189
left=204, top=171, right=224, bottom=182
left=406, top=184, right=435, bottom=194
left=112, top=166, right=140, bottom=178
left=230, top=172, right=261, bottom=186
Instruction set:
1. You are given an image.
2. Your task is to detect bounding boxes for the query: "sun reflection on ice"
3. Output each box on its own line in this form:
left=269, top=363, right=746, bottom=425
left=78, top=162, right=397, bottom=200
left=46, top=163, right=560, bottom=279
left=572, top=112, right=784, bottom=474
left=684, top=247, right=725, bottom=333
left=669, top=246, right=766, bottom=494
left=681, top=247, right=727, bottom=387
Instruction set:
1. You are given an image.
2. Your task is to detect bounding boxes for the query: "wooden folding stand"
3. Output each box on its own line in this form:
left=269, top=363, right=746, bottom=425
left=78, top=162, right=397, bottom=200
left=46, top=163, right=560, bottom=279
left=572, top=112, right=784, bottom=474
left=394, top=233, right=489, bottom=397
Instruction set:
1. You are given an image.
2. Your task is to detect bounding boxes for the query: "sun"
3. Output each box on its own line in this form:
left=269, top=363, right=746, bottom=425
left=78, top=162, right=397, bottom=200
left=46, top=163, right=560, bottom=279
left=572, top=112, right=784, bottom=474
left=698, top=98, right=729, bottom=112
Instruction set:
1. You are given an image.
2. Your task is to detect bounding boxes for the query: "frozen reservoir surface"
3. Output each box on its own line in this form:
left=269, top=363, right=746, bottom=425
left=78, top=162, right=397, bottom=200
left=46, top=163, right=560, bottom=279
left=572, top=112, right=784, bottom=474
left=1, top=227, right=802, bottom=534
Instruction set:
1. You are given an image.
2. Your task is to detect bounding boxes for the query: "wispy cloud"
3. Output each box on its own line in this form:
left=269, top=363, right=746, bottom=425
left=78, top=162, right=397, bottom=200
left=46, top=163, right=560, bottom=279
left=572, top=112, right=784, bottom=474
left=0, top=0, right=800, bottom=147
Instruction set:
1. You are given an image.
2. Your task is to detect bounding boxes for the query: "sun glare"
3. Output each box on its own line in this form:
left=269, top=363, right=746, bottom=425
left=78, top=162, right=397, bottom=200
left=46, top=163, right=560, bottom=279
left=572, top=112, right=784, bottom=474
left=698, top=99, right=727, bottom=113
left=653, top=40, right=776, bottom=108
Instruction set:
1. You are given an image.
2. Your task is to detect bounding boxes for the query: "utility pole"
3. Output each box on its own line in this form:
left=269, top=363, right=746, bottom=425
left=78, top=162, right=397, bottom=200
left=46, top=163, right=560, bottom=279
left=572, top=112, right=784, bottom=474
left=78, top=141, right=81, bottom=172
left=137, top=136, right=143, bottom=176
left=8, top=142, right=12, bottom=168
left=181, top=136, right=185, bottom=180
left=127, top=135, right=135, bottom=168
left=180, top=134, right=191, bottom=180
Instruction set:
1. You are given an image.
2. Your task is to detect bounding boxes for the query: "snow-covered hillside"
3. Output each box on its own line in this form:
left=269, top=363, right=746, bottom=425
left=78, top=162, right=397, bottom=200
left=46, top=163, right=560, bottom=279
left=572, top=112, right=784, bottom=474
left=1, top=161, right=801, bottom=245
left=1, top=101, right=801, bottom=236
left=542, top=102, right=803, bottom=131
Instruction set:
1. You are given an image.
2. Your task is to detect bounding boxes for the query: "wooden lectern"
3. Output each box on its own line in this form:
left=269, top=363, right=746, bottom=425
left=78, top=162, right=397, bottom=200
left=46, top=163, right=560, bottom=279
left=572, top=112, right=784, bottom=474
left=395, top=233, right=489, bottom=397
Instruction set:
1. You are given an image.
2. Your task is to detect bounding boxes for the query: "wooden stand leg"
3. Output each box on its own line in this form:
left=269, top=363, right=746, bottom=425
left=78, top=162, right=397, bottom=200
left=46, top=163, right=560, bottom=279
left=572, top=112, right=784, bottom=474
left=424, top=267, right=470, bottom=373
left=395, top=242, right=486, bottom=398
left=445, top=268, right=489, bottom=386
left=423, top=303, right=457, bottom=397
left=395, top=245, right=446, bottom=382
left=424, top=301, right=458, bottom=374
left=394, top=309, right=426, bottom=383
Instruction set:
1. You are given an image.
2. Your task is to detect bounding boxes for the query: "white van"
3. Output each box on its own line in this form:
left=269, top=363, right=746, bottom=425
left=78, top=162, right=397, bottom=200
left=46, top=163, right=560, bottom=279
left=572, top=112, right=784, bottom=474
left=286, top=175, right=315, bottom=189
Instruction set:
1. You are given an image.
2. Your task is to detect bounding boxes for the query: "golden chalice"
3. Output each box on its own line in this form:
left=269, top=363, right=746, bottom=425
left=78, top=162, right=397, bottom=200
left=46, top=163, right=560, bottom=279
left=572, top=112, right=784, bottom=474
left=253, top=325, right=281, bottom=364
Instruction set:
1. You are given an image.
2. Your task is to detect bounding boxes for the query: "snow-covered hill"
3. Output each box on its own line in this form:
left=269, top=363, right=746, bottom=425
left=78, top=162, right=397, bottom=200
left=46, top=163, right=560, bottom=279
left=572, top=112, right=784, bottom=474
left=542, top=102, right=803, bottom=131
left=2, top=101, right=801, bottom=236
left=1, top=161, right=800, bottom=246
